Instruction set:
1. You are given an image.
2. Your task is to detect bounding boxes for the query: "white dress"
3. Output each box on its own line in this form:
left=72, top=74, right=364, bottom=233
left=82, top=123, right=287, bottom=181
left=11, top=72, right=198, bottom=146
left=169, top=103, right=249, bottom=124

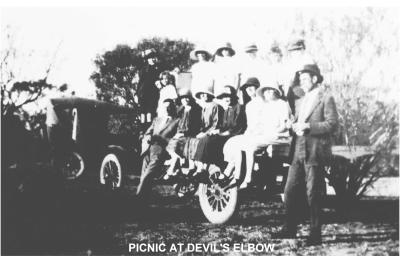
left=213, top=57, right=240, bottom=96
left=190, top=61, right=215, bottom=94
left=223, top=99, right=291, bottom=161
left=158, top=84, right=178, bottom=104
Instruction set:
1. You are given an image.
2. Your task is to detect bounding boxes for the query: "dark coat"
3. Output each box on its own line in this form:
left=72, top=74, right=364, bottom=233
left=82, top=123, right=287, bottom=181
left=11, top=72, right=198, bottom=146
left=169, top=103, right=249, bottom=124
left=141, top=116, right=180, bottom=156
left=176, top=103, right=202, bottom=137
left=220, top=103, right=247, bottom=136
left=137, top=65, right=161, bottom=114
left=195, top=103, right=246, bottom=165
left=289, top=86, right=338, bottom=165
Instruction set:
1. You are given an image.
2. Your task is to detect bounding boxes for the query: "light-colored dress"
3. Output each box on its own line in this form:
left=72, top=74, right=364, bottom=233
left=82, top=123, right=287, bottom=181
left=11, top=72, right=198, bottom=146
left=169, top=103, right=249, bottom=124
left=158, top=84, right=178, bottom=104
left=223, top=98, right=291, bottom=162
left=213, top=57, right=240, bottom=96
left=190, top=61, right=215, bottom=95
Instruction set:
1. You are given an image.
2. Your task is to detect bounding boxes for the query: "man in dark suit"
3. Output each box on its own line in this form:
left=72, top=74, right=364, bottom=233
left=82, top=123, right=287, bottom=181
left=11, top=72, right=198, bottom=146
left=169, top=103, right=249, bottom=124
left=275, top=64, right=338, bottom=245
left=136, top=99, right=180, bottom=197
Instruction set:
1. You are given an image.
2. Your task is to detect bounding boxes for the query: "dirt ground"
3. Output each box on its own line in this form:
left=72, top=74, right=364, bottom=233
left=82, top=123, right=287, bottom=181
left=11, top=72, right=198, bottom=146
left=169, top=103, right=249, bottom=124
left=2, top=171, right=399, bottom=256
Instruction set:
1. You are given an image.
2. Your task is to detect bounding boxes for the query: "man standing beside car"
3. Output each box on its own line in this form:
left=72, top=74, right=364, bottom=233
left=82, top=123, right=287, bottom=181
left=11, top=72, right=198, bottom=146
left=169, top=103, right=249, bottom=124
left=275, top=64, right=338, bottom=246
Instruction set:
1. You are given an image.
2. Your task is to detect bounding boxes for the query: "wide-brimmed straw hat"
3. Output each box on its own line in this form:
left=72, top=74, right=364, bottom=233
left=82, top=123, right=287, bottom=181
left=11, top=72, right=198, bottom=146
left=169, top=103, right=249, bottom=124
left=215, top=42, right=235, bottom=57
left=190, top=47, right=212, bottom=61
left=256, top=79, right=281, bottom=98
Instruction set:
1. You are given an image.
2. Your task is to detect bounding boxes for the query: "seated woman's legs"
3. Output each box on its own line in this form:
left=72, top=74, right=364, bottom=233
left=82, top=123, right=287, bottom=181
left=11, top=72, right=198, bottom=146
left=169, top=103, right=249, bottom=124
left=165, top=152, right=180, bottom=178
left=242, top=139, right=269, bottom=188
left=223, top=135, right=245, bottom=179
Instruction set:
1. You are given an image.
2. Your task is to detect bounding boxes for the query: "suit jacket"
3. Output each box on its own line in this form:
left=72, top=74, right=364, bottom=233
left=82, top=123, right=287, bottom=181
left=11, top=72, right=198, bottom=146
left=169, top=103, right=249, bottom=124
left=289, top=86, right=338, bottom=165
left=141, top=116, right=180, bottom=156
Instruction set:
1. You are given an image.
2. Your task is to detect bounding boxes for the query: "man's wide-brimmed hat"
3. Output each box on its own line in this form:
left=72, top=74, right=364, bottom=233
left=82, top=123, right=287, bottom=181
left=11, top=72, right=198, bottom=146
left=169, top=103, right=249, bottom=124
left=141, top=48, right=158, bottom=59
left=297, top=64, right=324, bottom=84
left=244, top=44, right=258, bottom=53
left=194, top=85, right=215, bottom=100
left=190, top=47, right=212, bottom=61
left=216, top=85, right=238, bottom=99
left=287, top=39, right=306, bottom=51
left=215, top=42, right=236, bottom=57
left=240, top=77, right=260, bottom=91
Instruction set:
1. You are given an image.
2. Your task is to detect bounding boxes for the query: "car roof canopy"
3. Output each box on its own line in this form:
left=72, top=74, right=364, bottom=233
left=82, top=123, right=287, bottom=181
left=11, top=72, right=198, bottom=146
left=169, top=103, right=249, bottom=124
left=50, top=97, right=136, bottom=114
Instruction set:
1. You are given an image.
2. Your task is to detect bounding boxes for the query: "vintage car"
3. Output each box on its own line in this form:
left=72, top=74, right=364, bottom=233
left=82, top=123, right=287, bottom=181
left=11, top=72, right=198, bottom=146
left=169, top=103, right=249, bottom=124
left=48, top=97, right=142, bottom=188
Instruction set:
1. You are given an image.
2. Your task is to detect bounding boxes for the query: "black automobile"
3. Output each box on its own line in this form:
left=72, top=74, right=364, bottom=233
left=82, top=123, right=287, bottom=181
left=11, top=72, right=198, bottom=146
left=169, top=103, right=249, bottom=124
left=48, top=97, right=142, bottom=189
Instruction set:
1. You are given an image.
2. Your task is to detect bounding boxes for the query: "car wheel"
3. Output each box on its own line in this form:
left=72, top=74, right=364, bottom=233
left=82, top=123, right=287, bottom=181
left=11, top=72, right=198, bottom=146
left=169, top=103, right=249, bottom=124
left=99, top=153, right=123, bottom=189
left=198, top=166, right=239, bottom=224
left=62, top=151, right=85, bottom=180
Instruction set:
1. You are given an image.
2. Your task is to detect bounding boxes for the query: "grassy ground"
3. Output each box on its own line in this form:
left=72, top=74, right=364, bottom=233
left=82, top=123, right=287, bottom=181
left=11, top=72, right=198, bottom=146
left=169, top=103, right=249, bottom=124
left=2, top=169, right=399, bottom=256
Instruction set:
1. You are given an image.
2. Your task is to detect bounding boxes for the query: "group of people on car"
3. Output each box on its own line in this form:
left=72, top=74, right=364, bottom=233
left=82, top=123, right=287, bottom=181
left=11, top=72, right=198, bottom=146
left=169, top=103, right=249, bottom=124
left=136, top=39, right=339, bottom=246
left=136, top=40, right=308, bottom=195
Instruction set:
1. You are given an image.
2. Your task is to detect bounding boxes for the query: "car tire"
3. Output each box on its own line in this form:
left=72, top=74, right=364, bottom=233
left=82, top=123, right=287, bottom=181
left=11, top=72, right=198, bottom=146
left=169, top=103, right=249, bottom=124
left=62, top=151, right=85, bottom=180
left=99, top=153, right=123, bottom=190
left=198, top=166, right=239, bottom=224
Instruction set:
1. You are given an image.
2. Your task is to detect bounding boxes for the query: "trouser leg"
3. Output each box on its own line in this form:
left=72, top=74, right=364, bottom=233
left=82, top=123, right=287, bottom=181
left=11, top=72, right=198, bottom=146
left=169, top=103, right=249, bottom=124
left=137, top=145, right=163, bottom=196
left=305, top=164, right=324, bottom=237
left=283, top=158, right=305, bottom=234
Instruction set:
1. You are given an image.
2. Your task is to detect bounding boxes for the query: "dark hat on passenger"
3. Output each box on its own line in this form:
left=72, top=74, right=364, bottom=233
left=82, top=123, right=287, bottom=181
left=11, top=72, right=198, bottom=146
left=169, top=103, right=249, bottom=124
left=216, top=85, right=238, bottom=99
left=297, top=64, right=324, bottom=84
left=215, top=42, right=236, bottom=57
left=240, top=77, right=260, bottom=91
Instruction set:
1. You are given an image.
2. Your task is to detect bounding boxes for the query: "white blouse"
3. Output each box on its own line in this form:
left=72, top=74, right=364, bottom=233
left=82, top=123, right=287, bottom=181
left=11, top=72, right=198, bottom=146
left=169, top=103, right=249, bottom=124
left=245, top=98, right=290, bottom=139
left=190, top=61, right=215, bottom=94
left=213, top=57, right=240, bottom=96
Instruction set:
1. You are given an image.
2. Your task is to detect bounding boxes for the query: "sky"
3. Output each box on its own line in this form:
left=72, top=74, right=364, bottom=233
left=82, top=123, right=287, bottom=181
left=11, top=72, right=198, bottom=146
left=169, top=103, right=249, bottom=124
left=1, top=7, right=300, bottom=97
left=1, top=6, right=399, bottom=99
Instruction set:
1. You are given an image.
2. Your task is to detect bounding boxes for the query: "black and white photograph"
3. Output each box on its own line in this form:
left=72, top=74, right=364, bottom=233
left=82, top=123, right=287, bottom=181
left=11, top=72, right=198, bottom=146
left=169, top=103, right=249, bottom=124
left=1, top=0, right=399, bottom=257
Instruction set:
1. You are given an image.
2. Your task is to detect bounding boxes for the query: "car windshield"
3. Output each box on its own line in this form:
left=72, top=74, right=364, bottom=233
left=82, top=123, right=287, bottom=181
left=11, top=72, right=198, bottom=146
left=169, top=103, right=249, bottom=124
left=106, top=113, right=140, bottom=135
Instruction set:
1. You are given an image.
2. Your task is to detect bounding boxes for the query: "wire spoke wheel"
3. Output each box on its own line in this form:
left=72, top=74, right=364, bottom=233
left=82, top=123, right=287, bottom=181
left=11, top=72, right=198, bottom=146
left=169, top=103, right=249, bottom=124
left=198, top=167, right=239, bottom=224
left=61, top=152, right=85, bottom=180
left=100, top=153, right=122, bottom=189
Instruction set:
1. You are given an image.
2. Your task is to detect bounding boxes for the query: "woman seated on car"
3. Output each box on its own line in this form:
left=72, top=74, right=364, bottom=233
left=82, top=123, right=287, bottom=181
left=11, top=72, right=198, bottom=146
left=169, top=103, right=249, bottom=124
left=181, top=86, right=223, bottom=176
left=165, top=91, right=202, bottom=179
left=191, top=85, right=246, bottom=177
left=223, top=80, right=291, bottom=188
